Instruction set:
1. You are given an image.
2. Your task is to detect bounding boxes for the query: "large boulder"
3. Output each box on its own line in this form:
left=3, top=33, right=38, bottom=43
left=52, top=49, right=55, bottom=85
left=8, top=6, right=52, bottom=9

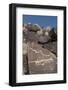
left=38, top=35, right=51, bottom=44
left=27, top=42, right=57, bottom=74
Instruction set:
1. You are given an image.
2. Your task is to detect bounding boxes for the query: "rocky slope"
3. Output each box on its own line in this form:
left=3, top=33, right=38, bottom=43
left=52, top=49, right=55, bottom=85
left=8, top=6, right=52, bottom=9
left=23, top=23, right=57, bottom=75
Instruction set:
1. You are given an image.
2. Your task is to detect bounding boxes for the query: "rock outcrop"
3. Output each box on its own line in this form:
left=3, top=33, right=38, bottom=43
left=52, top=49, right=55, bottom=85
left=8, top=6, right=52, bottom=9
left=27, top=42, right=57, bottom=74
left=23, top=23, right=57, bottom=75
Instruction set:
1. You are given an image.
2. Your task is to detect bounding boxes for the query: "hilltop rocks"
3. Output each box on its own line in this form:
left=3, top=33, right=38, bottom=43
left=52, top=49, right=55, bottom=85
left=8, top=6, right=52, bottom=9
left=23, top=24, right=57, bottom=42
left=37, top=30, right=43, bottom=35
left=25, top=23, right=41, bottom=32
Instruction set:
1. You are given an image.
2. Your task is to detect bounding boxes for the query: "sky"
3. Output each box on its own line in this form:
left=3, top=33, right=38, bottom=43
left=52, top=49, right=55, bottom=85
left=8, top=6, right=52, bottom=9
left=23, top=15, right=57, bottom=28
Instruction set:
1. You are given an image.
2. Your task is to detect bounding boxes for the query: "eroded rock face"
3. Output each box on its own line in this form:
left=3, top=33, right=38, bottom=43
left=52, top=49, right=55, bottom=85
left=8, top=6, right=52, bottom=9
left=27, top=42, right=57, bottom=74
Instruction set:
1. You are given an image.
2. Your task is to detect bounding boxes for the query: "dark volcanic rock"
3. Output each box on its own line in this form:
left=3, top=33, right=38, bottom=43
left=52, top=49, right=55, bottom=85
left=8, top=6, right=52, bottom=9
left=49, top=28, right=57, bottom=41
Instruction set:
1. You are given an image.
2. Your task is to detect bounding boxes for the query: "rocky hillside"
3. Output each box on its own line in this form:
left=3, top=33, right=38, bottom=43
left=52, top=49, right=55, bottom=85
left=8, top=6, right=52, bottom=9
left=23, top=23, right=57, bottom=75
